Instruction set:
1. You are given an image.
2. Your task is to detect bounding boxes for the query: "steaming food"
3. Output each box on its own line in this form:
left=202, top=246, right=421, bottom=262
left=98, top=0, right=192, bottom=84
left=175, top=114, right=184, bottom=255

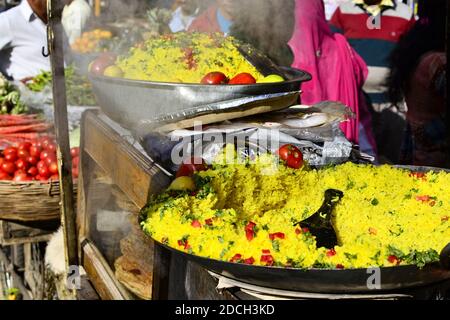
left=141, top=148, right=450, bottom=269
left=115, top=32, right=264, bottom=83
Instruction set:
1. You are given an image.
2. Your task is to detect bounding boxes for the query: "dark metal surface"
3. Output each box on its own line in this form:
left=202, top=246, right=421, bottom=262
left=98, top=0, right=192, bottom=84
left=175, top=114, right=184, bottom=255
left=141, top=165, right=450, bottom=293
left=89, top=67, right=311, bottom=128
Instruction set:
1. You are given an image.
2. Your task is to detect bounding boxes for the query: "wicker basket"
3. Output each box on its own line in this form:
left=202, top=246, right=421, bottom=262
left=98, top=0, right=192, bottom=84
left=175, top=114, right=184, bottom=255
left=0, top=180, right=78, bottom=222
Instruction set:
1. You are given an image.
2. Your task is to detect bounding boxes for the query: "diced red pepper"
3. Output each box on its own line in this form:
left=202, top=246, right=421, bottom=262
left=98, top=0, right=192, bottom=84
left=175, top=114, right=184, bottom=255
left=326, top=249, right=337, bottom=257
left=302, top=228, right=310, bottom=233
left=260, top=254, right=274, bottom=266
left=269, top=232, right=285, bottom=241
left=177, top=239, right=189, bottom=250
left=245, top=222, right=256, bottom=241
left=415, top=195, right=431, bottom=202
left=295, top=228, right=302, bottom=235
left=409, top=172, right=426, bottom=180
left=442, top=216, right=449, bottom=222
left=262, top=249, right=271, bottom=255
left=336, top=264, right=345, bottom=269
left=388, top=255, right=400, bottom=265
left=244, top=257, right=255, bottom=265
left=246, top=229, right=255, bottom=241
left=368, top=227, right=378, bottom=235
left=429, top=200, right=436, bottom=207
left=191, top=220, right=202, bottom=228
left=230, top=254, right=242, bottom=263
left=205, top=218, right=213, bottom=226
left=245, top=221, right=256, bottom=231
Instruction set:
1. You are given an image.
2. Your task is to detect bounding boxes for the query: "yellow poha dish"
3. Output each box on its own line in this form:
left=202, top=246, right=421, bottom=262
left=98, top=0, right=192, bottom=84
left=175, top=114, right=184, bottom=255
left=141, top=152, right=450, bottom=269
left=116, top=32, right=263, bottom=83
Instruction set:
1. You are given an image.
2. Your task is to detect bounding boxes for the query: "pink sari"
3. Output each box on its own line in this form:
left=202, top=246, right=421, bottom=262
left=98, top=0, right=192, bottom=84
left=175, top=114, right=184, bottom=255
left=289, top=0, right=376, bottom=151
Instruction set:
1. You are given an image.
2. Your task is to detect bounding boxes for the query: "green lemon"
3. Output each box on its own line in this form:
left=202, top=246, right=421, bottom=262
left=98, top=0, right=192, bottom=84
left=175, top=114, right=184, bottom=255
left=257, top=74, right=285, bottom=83
left=103, top=65, right=124, bottom=78
left=168, top=176, right=196, bottom=191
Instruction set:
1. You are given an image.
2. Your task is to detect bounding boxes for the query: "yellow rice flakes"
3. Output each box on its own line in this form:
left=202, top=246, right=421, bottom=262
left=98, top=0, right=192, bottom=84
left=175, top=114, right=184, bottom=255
left=116, top=32, right=263, bottom=83
left=142, top=157, right=450, bottom=269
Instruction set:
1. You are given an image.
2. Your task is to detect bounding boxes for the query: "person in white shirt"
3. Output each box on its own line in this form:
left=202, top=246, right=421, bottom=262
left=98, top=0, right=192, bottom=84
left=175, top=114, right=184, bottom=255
left=62, top=0, right=92, bottom=45
left=0, top=0, right=49, bottom=81
left=169, top=0, right=200, bottom=33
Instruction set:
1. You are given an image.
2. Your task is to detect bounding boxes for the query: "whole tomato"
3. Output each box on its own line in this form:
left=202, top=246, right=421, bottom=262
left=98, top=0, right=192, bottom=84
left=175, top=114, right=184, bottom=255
left=26, top=156, right=38, bottom=166
left=3, top=147, right=17, bottom=157
left=27, top=167, right=38, bottom=177
left=48, top=162, right=59, bottom=175
left=176, top=157, right=208, bottom=178
left=72, top=156, right=79, bottom=168
left=18, top=142, right=32, bottom=151
left=0, top=170, right=12, bottom=180
left=13, top=173, right=31, bottom=182
left=5, top=153, right=17, bottom=162
left=229, top=73, right=256, bottom=85
left=17, top=149, right=30, bottom=160
left=70, top=147, right=80, bottom=158
left=37, top=160, right=46, bottom=170
left=1, top=161, right=16, bottom=174
left=38, top=166, right=50, bottom=178
left=15, top=159, right=29, bottom=171
left=46, top=143, right=57, bottom=153
left=277, top=144, right=304, bottom=169
left=200, top=72, right=228, bottom=85
left=29, top=145, right=42, bottom=158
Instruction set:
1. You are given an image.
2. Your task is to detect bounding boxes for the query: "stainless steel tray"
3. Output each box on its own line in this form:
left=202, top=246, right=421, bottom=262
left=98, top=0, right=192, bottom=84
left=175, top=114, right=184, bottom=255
left=89, top=67, right=311, bottom=128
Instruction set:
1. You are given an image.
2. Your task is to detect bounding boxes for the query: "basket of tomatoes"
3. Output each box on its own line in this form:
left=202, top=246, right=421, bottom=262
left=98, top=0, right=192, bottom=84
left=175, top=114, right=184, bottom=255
left=0, top=137, right=79, bottom=222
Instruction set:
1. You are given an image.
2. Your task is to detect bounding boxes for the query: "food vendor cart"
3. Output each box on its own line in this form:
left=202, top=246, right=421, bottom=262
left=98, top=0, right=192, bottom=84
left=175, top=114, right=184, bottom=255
left=40, top=0, right=450, bottom=301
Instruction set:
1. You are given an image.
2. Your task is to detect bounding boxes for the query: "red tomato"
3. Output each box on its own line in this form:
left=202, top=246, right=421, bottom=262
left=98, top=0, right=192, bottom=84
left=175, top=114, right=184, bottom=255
left=1, top=161, right=16, bottom=174
left=200, top=72, right=228, bottom=85
left=48, top=162, right=58, bottom=175
left=0, top=171, right=12, bottom=181
left=37, top=160, right=46, bottom=170
left=72, top=167, right=79, bottom=179
left=3, top=147, right=17, bottom=157
left=72, top=156, right=79, bottom=168
left=15, top=159, right=29, bottom=171
left=17, top=149, right=30, bottom=160
left=40, top=150, right=53, bottom=160
left=18, top=142, right=32, bottom=151
left=34, top=174, right=42, bottom=181
left=229, top=73, right=256, bottom=85
left=46, top=143, right=57, bottom=153
left=29, top=145, right=42, bottom=157
left=0, top=157, right=4, bottom=167
left=191, top=220, right=202, bottom=228
left=13, top=173, right=31, bottom=182
left=70, top=147, right=80, bottom=158
left=38, top=166, right=50, bottom=178
left=26, top=156, right=38, bottom=166
left=277, top=144, right=304, bottom=169
left=176, top=157, right=208, bottom=178
left=41, top=137, right=53, bottom=150
left=27, top=167, right=38, bottom=177
left=45, top=156, right=56, bottom=166
left=50, top=174, right=59, bottom=181
left=4, top=152, right=17, bottom=162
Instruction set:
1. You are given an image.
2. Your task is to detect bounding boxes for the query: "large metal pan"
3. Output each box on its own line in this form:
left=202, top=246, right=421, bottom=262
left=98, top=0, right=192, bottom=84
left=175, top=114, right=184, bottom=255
left=89, top=67, right=311, bottom=128
left=140, top=165, right=450, bottom=293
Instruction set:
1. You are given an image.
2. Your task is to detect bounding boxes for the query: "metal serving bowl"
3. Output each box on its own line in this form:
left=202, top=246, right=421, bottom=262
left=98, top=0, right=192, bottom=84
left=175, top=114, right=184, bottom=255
left=89, top=67, right=311, bottom=128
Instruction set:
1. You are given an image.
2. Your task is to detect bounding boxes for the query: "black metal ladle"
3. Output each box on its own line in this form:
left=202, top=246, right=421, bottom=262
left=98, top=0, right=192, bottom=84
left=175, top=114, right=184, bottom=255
left=293, top=189, right=344, bottom=249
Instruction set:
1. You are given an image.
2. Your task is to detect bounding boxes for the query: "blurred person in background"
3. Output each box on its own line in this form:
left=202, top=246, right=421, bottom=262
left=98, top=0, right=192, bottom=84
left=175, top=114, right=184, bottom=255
left=169, top=0, right=201, bottom=33
left=188, top=0, right=233, bottom=34
left=387, top=0, right=449, bottom=168
left=62, top=0, right=92, bottom=45
left=0, top=0, right=50, bottom=80
left=330, top=0, right=415, bottom=163
left=290, top=0, right=377, bottom=157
